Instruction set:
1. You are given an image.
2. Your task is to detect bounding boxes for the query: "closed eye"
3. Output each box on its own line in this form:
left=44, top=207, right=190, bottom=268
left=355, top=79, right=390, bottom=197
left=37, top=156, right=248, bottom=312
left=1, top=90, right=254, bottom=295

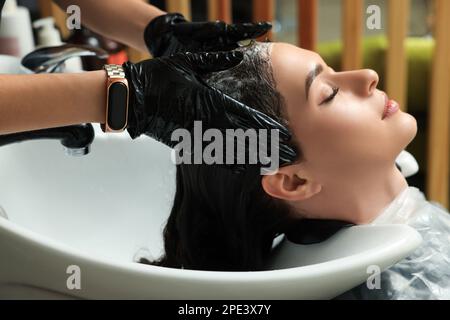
left=320, top=87, right=339, bottom=105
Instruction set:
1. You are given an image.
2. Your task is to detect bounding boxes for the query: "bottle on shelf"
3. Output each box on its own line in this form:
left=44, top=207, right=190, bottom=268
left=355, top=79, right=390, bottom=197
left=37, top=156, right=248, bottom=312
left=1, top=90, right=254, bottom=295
left=33, top=17, right=84, bottom=73
left=0, top=0, right=35, bottom=57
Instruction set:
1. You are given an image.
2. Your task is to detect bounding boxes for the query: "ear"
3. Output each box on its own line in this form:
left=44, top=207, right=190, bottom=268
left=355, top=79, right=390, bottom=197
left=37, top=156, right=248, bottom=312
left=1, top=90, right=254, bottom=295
left=261, top=163, right=322, bottom=201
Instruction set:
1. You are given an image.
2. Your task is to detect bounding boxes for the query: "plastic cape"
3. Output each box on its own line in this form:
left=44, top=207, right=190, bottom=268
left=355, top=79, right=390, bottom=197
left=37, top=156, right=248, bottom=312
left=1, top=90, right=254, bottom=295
left=337, top=186, right=450, bottom=300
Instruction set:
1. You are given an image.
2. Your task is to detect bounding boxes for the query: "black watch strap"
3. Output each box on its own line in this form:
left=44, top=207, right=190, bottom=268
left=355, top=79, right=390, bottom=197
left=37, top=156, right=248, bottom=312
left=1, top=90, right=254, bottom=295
left=102, top=64, right=129, bottom=133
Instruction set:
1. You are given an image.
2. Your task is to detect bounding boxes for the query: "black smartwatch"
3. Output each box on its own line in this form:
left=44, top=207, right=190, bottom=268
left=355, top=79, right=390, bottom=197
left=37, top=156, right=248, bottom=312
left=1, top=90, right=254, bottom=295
left=101, top=64, right=129, bottom=133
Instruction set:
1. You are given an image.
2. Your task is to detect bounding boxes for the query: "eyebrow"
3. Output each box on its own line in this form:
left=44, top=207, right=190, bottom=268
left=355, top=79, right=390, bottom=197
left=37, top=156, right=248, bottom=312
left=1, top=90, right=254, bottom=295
left=305, top=64, right=324, bottom=100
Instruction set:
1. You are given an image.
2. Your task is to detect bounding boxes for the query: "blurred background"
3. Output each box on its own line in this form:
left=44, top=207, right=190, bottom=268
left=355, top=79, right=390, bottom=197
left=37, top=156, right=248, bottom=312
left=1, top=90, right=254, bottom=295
left=1, top=0, right=449, bottom=209
left=11, top=0, right=434, bottom=41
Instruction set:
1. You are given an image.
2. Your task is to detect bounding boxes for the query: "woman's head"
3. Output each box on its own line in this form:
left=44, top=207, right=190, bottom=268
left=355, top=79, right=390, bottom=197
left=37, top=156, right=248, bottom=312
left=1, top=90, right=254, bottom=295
left=271, top=42, right=417, bottom=177
left=262, top=43, right=417, bottom=223
left=141, top=41, right=417, bottom=271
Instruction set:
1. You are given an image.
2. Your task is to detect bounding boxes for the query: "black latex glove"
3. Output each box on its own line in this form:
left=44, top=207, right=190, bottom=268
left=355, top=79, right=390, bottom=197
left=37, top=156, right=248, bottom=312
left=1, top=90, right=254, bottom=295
left=123, top=51, right=297, bottom=167
left=144, top=13, right=272, bottom=57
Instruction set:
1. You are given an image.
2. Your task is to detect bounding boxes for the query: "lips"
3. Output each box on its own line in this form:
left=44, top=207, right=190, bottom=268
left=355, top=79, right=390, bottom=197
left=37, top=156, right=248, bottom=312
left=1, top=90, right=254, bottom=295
left=382, top=93, right=400, bottom=120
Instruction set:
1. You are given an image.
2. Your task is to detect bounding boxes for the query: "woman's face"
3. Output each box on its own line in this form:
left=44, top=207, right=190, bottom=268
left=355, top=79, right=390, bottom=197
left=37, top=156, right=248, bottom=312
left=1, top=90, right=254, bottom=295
left=270, top=43, right=417, bottom=180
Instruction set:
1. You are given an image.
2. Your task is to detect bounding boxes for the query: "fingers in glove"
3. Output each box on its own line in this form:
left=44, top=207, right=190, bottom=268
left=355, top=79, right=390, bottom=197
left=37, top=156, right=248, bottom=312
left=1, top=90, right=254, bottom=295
left=173, top=21, right=272, bottom=42
left=172, top=21, right=224, bottom=39
left=172, top=51, right=244, bottom=74
left=226, top=22, right=273, bottom=42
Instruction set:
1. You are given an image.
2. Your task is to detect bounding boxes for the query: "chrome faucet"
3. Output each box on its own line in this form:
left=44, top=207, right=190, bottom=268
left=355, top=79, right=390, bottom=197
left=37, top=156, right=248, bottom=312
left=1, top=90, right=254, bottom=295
left=0, top=44, right=108, bottom=156
left=0, top=123, right=95, bottom=156
left=21, top=44, right=108, bottom=73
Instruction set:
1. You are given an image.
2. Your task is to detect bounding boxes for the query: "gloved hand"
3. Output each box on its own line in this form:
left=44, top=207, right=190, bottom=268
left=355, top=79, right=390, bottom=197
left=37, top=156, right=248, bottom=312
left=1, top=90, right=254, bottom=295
left=144, top=13, right=272, bottom=57
left=122, top=51, right=297, bottom=167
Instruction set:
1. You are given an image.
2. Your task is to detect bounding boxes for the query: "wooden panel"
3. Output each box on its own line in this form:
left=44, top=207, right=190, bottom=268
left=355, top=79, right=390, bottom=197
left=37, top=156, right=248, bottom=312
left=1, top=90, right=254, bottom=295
left=208, top=0, right=232, bottom=23
left=342, top=0, right=363, bottom=70
left=386, top=0, right=410, bottom=112
left=253, top=0, right=275, bottom=40
left=427, top=0, right=450, bottom=209
left=298, top=0, right=317, bottom=51
left=166, top=0, right=192, bottom=20
left=297, top=0, right=317, bottom=51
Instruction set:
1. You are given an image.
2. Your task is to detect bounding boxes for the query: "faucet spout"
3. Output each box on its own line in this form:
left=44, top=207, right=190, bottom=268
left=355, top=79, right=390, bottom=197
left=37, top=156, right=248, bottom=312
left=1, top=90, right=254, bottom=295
left=0, top=124, right=95, bottom=156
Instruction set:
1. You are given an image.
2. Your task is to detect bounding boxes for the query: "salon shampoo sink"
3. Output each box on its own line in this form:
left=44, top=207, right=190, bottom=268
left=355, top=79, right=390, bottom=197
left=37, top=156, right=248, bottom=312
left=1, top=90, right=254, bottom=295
left=0, top=126, right=422, bottom=299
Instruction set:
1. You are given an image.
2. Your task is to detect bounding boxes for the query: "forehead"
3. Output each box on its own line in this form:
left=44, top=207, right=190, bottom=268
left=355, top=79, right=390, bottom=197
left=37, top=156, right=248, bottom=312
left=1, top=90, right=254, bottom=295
left=270, top=43, right=325, bottom=99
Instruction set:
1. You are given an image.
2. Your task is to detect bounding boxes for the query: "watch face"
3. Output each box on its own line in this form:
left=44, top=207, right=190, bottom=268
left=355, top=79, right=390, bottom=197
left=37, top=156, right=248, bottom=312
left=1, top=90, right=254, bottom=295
left=108, top=82, right=128, bottom=131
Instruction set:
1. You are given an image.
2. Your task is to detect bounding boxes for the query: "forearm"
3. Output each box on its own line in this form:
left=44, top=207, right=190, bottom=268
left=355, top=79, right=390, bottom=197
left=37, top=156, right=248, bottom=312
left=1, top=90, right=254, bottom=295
left=0, top=71, right=106, bottom=135
left=54, top=0, right=166, bottom=53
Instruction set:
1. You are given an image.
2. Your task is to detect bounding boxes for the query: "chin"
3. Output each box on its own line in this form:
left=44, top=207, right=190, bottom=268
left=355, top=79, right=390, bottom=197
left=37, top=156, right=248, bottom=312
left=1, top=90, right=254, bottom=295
left=398, top=112, right=418, bottom=148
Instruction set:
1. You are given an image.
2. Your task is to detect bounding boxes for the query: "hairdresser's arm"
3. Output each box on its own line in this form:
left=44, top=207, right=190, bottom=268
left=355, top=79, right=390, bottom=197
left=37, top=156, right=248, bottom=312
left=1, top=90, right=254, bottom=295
left=54, top=0, right=272, bottom=58
left=0, top=52, right=242, bottom=136
left=0, top=72, right=105, bottom=135
left=54, top=0, right=165, bottom=53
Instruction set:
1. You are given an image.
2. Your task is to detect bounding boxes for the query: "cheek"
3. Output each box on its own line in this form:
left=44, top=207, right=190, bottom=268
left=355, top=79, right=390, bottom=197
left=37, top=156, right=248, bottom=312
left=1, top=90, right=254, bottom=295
left=297, top=105, right=386, bottom=163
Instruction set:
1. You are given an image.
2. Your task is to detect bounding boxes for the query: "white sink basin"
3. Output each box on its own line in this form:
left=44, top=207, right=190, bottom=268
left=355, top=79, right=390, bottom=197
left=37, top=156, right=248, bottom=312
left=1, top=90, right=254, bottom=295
left=0, top=126, right=422, bottom=299
left=0, top=55, right=33, bottom=74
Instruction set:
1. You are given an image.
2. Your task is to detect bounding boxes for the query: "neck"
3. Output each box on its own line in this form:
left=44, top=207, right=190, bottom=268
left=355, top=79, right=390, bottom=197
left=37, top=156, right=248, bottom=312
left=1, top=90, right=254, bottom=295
left=296, top=164, right=408, bottom=225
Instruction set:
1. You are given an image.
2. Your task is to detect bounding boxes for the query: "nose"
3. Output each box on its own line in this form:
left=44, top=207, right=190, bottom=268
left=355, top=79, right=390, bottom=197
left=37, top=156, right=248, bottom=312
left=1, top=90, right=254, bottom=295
left=364, top=69, right=379, bottom=95
left=340, top=69, right=379, bottom=97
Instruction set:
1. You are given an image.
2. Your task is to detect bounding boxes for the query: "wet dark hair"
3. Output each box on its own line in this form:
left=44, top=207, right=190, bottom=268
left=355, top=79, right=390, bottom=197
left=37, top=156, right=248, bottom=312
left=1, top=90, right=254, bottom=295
left=139, top=43, right=350, bottom=271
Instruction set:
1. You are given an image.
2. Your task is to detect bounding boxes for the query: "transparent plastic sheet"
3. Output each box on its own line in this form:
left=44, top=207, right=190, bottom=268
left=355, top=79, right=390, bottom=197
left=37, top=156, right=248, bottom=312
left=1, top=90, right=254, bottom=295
left=337, top=187, right=450, bottom=300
